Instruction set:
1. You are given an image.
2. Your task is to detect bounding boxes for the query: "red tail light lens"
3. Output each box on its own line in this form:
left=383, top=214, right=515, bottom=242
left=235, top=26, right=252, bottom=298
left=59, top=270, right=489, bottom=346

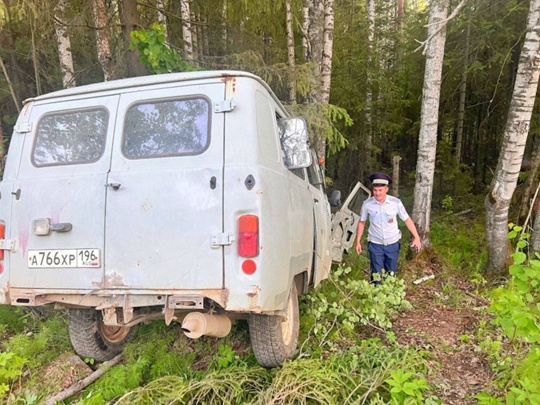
left=0, top=224, right=4, bottom=261
left=238, top=215, right=259, bottom=258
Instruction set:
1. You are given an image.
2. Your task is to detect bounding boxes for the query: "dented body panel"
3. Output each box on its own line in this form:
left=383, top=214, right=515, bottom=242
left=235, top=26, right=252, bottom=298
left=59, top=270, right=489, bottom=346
left=0, top=71, right=334, bottom=327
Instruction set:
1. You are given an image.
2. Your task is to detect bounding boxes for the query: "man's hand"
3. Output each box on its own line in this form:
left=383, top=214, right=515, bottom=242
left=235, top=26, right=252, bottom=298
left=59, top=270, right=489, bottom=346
left=411, top=237, right=422, bottom=252
left=355, top=241, right=362, bottom=255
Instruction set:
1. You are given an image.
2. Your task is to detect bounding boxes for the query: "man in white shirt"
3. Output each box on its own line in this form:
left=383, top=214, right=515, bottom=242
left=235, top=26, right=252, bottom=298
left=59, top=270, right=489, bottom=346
left=355, top=172, right=422, bottom=283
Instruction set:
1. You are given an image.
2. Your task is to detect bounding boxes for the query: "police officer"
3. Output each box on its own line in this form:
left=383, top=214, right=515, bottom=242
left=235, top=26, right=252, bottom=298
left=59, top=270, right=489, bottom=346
left=355, top=172, right=422, bottom=283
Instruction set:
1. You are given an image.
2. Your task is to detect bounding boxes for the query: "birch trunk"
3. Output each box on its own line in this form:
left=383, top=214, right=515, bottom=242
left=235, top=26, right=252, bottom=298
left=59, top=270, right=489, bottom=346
left=320, top=0, right=334, bottom=105
left=411, top=0, right=449, bottom=247
left=156, top=0, right=168, bottom=38
left=365, top=0, right=375, bottom=175
left=181, top=0, right=193, bottom=62
left=286, top=0, right=297, bottom=104
left=455, top=19, right=470, bottom=163
left=486, top=0, right=540, bottom=273
left=92, top=0, right=113, bottom=81
left=221, top=0, right=227, bottom=52
left=302, top=0, right=310, bottom=61
left=54, top=0, right=76, bottom=88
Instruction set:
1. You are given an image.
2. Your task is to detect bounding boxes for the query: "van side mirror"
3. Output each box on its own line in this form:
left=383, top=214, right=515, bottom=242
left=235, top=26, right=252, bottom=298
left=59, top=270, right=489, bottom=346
left=278, top=117, right=312, bottom=169
left=329, top=190, right=341, bottom=207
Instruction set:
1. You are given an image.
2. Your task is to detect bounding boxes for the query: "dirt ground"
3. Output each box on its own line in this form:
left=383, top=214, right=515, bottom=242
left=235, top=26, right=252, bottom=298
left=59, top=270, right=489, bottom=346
left=393, top=267, right=495, bottom=404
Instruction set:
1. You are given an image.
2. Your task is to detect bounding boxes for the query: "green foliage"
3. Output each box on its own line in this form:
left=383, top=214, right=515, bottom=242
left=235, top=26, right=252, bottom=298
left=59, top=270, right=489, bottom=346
left=131, top=24, right=197, bottom=74
left=301, top=266, right=410, bottom=352
left=0, top=351, right=27, bottom=396
left=385, top=369, right=430, bottom=404
left=288, top=101, right=352, bottom=156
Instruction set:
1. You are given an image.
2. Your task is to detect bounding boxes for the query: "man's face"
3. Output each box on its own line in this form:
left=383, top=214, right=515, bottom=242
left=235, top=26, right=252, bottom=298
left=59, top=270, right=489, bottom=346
left=372, top=185, right=388, bottom=202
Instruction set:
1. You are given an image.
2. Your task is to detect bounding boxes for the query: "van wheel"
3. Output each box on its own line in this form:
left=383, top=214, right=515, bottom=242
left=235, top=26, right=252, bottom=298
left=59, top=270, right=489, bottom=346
left=249, top=283, right=299, bottom=368
left=68, top=309, right=135, bottom=362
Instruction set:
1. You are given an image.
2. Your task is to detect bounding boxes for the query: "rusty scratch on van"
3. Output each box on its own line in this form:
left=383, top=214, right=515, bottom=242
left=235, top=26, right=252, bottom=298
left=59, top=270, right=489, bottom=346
left=221, top=76, right=237, bottom=96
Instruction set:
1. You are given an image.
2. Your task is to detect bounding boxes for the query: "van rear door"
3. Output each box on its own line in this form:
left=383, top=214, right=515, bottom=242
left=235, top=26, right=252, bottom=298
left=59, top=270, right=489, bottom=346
left=9, top=96, right=119, bottom=290
left=104, top=82, right=225, bottom=289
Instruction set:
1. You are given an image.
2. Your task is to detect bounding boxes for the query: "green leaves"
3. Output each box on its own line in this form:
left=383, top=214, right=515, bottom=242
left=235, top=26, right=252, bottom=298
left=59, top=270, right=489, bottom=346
left=385, top=369, right=429, bottom=403
left=130, top=24, right=197, bottom=74
left=0, top=351, right=27, bottom=396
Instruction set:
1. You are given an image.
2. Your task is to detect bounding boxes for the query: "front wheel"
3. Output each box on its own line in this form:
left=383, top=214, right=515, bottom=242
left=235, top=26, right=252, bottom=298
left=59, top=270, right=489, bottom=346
left=249, top=283, right=299, bottom=368
left=68, top=309, right=136, bottom=362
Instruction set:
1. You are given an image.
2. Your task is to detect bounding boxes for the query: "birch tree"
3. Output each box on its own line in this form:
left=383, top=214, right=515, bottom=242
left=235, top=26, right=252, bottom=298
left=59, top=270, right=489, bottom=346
left=455, top=19, right=470, bottom=163
left=411, top=0, right=450, bottom=246
left=320, top=0, right=334, bottom=105
left=286, top=0, right=297, bottom=104
left=92, top=0, right=113, bottom=81
left=53, top=0, right=76, bottom=88
left=365, top=0, right=375, bottom=175
left=485, top=0, right=540, bottom=273
left=180, top=0, right=193, bottom=63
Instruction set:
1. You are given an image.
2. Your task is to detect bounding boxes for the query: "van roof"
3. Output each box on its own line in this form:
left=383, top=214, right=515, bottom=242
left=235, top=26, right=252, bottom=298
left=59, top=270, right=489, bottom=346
left=26, top=70, right=278, bottom=104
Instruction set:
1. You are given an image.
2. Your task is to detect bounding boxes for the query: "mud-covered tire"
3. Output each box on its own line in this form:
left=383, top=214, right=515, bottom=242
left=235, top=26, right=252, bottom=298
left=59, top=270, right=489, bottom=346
left=68, top=309, right=136, bottom=362
left=249, top=283, right=299, bottom=368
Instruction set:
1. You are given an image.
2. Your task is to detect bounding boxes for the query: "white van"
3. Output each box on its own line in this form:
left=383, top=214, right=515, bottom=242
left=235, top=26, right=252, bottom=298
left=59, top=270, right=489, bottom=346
left=0, top=71, right=363, bottom=367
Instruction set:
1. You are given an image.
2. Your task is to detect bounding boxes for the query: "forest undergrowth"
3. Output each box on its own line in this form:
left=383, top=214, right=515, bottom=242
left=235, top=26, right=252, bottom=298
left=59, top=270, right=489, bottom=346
left=0, top=207, right=538, bottom=404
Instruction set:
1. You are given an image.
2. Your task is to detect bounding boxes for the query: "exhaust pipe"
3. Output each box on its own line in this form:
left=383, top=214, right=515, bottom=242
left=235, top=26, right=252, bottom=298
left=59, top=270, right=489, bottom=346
left=181, top=312, right=232, bottom=338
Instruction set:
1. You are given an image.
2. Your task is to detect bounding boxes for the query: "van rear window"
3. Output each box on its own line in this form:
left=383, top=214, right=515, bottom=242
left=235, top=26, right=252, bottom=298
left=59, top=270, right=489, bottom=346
left=32, top=109, right=108, bottom=166
left=123, top=98, right=210, bottom=159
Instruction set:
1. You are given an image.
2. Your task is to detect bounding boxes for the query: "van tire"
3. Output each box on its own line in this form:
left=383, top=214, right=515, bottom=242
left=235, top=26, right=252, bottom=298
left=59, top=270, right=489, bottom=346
left=249, top=283, right=299, bottom=368
left=68, top=309, right=135, bottom=362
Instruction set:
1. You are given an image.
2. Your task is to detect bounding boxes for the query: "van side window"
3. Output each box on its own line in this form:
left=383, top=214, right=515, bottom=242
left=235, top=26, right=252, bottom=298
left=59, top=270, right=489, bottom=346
left=123, top=98, right=210, bottom=159
left=32, top=109, right=108, bottom=166
left=307, top=150, right=324, bottom=190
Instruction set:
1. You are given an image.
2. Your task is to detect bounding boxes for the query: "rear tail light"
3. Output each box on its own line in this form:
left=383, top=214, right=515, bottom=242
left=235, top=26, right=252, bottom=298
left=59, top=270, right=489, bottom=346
left=0, top=224, right=4, bottom=261
left=238, top=215, right=259, bottom=258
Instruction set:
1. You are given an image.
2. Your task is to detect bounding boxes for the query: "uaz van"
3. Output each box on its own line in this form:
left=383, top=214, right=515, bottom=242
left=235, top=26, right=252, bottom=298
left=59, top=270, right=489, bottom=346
left=0, top=71, right=364, bottom=367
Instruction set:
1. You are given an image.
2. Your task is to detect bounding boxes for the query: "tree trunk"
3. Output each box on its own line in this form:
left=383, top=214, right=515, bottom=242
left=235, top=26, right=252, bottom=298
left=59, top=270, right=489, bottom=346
left=0, top=55, right=20, bottom=113
left=485, top=0, right=540, bottom=273
left=392, top=156, right=402, bottom=197
left=181, top=0, right=194, bottom=62
left=455, top=19, right=470, bottom=163
left=156, top=0, right=168, bottom=39
left=411, top=0, right=449, bottom=247
left=221, top=0, right=227, bottom=53
left=286, top=0, right=297, bottom=104
left=365, top=0, right=375, bottom=175
left=54, top=0, right=76, bottom=88
left=119, top=0, right=148, bottom=78
left=92, top=0, right=113, bottom=81
left=302, top=0, right=310, bottom=62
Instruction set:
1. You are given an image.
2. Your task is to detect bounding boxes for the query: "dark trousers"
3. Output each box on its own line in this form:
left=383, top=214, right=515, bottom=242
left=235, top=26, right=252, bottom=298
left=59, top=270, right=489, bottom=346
left=367, top=241, right=400, bottom=282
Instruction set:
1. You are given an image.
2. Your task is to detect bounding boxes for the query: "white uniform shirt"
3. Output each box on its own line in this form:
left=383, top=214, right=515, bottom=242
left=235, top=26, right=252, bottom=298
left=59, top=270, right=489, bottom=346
left=360, top=195, right=409, bottom=245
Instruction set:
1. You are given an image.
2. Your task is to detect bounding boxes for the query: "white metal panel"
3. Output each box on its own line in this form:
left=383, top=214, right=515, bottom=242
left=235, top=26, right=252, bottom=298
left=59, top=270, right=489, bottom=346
left=105, top=82, right=225, bottom=289
left=8, top=95, right=119, bottom=289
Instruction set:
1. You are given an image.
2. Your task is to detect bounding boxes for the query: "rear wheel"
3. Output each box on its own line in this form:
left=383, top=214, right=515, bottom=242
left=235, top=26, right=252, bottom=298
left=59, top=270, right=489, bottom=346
left=249, top=283, right=299, bottom=368
left=68, top=309, right=135, bottom=362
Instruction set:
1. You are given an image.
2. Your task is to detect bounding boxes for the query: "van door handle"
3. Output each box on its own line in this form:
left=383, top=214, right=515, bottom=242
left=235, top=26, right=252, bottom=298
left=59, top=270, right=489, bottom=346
left=105, top=183, right=121, bottom=191
left=314, top=198, right=319, bottom=204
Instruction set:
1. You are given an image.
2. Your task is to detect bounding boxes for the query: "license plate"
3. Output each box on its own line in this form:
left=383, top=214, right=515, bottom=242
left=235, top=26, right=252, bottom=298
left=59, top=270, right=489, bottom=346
left=28, top=249, right=101, bottom=268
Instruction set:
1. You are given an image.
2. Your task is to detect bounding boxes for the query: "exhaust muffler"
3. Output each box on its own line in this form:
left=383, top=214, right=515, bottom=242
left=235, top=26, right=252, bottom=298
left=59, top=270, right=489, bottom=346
left=181, top=312, right=232, bottom=338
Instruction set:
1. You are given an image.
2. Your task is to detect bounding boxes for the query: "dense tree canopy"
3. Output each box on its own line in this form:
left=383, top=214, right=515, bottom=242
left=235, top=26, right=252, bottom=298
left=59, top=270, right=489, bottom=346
left=0, top=0, right=535, bottom=216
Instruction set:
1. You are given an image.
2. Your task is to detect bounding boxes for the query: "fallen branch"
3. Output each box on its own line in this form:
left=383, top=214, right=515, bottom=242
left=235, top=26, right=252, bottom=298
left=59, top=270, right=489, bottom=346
left=463, top=290, right=490, bottom=306
left=42, top=354, right=123, bottom=405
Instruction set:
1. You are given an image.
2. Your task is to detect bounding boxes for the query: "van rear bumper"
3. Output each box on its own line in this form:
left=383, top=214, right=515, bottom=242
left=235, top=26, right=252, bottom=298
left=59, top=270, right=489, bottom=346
left=8, top=287, right=228, bottom=310
left=6, top=285, right=270, bottom=324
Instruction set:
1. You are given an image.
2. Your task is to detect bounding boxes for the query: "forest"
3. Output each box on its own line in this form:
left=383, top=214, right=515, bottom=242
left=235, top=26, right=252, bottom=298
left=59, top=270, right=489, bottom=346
left=0, top=0, right=539, bottom=403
